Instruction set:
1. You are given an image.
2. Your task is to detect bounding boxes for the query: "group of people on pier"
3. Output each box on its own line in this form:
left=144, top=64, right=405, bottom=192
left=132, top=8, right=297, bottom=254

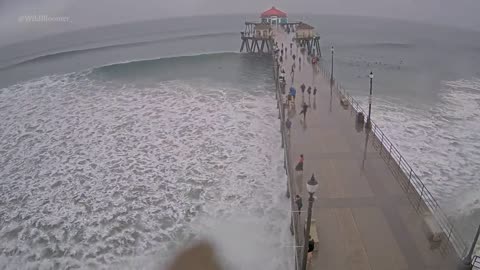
left=274, top=31, right=321, bottom=268
left=274, top=35, right=320, bottom=126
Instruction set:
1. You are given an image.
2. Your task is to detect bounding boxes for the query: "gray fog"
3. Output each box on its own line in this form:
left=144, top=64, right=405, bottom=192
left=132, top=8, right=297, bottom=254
left=1, top=0, right=480, bottom=46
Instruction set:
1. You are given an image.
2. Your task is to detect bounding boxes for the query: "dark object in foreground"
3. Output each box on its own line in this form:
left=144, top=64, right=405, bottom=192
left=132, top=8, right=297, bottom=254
left=167, top=241, right=222, bottom=270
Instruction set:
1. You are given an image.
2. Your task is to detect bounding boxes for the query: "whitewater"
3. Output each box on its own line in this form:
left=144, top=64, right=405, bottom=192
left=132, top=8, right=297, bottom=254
left=0, top=54, right=293, bottom=269
left=2, top=14, right=480, bottom=269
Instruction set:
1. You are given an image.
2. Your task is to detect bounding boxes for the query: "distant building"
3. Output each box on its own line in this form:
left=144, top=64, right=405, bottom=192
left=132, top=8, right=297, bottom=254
left=254, top=23, right=272, bottom=38
left=296, top=22, right=315, bottom=38
left=260, top=6, right=288, bottom=25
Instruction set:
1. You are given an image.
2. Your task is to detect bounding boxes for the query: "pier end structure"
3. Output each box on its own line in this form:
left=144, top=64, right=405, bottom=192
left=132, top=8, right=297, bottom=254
left=240, top=22, right=274, bottom=53
left=240, top=7, right=321, bottom=56
left=294, top=22, right=321, bottom=57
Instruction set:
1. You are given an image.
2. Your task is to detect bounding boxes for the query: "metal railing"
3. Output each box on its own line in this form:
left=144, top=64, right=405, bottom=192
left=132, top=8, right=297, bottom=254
left=271, top=50, right=305, bottom=270
left=317, top=64, right=468, bottom=258
left=473, top=255, right=480, bottom=269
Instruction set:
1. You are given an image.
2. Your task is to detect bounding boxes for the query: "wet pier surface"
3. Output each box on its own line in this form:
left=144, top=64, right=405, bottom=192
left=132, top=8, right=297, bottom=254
left=273, top=29, right=460, bottom=270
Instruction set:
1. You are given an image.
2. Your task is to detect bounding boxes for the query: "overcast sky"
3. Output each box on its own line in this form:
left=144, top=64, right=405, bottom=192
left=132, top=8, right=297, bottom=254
left=1, top=0, right=479, bottom=45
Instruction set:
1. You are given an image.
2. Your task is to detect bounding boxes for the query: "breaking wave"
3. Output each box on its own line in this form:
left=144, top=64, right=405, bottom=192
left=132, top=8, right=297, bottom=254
left=0, top=54, right=292, bottom=269
left=0, top=31, right=237, bottom=70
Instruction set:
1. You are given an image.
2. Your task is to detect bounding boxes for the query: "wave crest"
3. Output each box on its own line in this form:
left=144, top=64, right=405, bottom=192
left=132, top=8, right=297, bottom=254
left=0, top=31, right=238, bottom=71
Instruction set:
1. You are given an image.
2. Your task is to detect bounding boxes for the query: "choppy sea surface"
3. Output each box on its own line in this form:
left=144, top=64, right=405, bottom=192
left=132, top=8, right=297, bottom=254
left=0, top=53, right=292, bottom=269
left=1, top=14, right=480, bottom=268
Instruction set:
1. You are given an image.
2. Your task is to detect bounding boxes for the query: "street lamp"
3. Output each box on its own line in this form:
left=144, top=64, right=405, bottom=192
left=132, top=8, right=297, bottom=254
left=365, top=71, right=374, bottom=129
left=461, top=224, right=480, bottom=268
left=330, top=46, right=334, bottom=86
left=302, top=174, right=319, bottom=270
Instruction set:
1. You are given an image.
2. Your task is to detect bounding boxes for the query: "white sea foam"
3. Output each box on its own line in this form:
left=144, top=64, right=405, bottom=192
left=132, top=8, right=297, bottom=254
left=0, top=72, right=291, bottom=269
left=356, top=77, right=480, bottom=228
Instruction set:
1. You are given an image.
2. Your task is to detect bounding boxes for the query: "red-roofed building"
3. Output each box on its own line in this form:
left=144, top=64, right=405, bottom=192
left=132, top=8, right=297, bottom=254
left=261, top=6, right=288, bottom=25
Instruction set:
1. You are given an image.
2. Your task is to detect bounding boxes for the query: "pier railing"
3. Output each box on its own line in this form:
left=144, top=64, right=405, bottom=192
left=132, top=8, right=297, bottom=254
left=473, top=255, right=480, bottom=269
left=272, top=51, right=305, bottom=270
left=317, top=65, right=468, bottom=258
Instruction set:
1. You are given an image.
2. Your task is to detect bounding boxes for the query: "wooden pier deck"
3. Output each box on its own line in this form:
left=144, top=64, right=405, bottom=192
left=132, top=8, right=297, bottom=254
left=273, top=30, right=461, bottom=270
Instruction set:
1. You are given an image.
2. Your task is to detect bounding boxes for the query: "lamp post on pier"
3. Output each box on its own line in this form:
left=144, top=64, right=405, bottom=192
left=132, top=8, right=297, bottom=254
left=461, top=224, right=480, bottom=268
left=302, top=174, right=319, bottom=270
left=330, top=46, right=334, bottom=87
left=365, top=71, right=374, bottom=129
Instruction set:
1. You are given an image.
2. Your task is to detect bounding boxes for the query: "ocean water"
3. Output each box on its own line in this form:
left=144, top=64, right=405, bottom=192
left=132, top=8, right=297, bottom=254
left=0, top=53, right=292, bottom=269
left=1, top=14, right=480, bottom=268
left=313, top=15, right=480, bottom=240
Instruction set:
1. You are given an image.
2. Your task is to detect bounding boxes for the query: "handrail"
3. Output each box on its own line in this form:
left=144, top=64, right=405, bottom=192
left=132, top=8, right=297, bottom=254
left=317, top=64, right=469, bottom=258
left=271, top=44, right=305, bottom=270
left=473, top=255, right=480, bottom=269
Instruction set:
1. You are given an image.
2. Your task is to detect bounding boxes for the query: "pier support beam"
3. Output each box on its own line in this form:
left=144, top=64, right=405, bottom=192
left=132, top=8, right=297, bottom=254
left=240, top=37, right=273, bottom=53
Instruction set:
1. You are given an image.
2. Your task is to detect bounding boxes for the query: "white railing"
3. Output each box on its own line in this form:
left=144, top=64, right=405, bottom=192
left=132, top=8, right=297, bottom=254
left=473, top=256, right=480, bottom=269
left=271, top=49, right=305, bottom=270
left=317, top=64, right=469, bottom=258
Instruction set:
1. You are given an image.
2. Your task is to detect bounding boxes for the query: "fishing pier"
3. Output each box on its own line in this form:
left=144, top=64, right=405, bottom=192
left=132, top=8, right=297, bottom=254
left=241, top=7, right=480, bottom=270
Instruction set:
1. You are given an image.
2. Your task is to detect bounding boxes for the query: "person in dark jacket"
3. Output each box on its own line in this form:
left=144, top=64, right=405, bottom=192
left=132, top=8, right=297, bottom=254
left=295, top=195, right=303, bottom=212
left=307, top=235, right=315, bottom=264
left=286, top=118, right=292, bottom=135
left=295, top=154, right=304, bottom=172
left=299, top=102, right=308, bottom=122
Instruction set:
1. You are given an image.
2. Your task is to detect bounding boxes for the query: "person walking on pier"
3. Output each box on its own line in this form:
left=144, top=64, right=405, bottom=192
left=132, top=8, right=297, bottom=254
left=299, top=56, right=301, bottom=66
left=280, top=68, right=286, bottom=81
left=300, top=102, right=308, bottom=122
left=295, top=154, right=304, bottom=172
left=307, top=86, right=312, bottom=101
left=295, top=194, right=303, bottom=214
left=300, top=83, right=306, bottom=96
left=307, top=235, right=315, bottom=265
left=293, top=54, right=296, bottom=61
left=313, top=87, right=317, bottom=97
left=286, top=118, right=292, bottom=135
left=289, top=86, right=296, bottom=105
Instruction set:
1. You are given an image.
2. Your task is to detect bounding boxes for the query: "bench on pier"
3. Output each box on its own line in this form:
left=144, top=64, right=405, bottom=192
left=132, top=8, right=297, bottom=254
left=423, top=214, right=445, bottom=242
left=305, top=219, right=319, bottom=251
